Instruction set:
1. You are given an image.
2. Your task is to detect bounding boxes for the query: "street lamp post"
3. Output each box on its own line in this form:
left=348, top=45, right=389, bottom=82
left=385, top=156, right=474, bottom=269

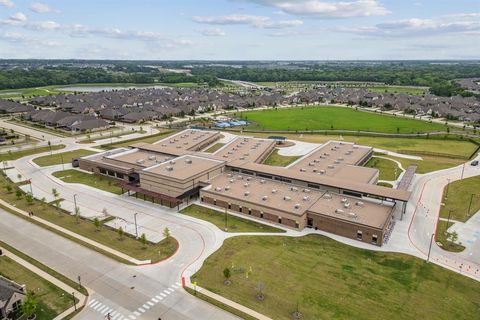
left=427, top=233, right=435, bottom=263
left=461, top=163, right=466, bottom=180
left=444, top=178, right=451, bottom=200
left=73, top=194, right=78, bottom=213
left=224, top=207, right=228, bottom=231
left=467, top=194, right=475, bottom=218
left=446, top=210, right=453, bottom=231
left=72, top=292, right=77, bottom=311
left=134, top=212, right=139, bottom=238
left=61, top=154, right=65, bottom=171
left=77, top=275, right=81, bottom=288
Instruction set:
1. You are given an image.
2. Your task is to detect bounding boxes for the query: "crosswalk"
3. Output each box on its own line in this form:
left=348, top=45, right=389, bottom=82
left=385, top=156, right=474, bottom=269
left=87, top=282, right=182, bottom=319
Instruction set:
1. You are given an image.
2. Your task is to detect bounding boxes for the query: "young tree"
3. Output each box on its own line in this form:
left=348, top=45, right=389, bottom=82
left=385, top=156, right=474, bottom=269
left=223, top=267, right=231, bottom=285
left=93, top=217, right=101, bottom=231
left=25, top=193, right=34, bottom=205
left=40, top=197, right=46, bottom=206
left=51, top=188, right=59, bottom=200
left=5, top=185, right=12, bottom=193
left=448, top=231, right=459, bottom=246
left=21, top=291, right=38, bottom=320
left=140, top=233, right=147, bottom=248
left=163, top=227, right=170, bottom=239
left=15, top=189, right=22, bottom=200
left=118, top=226, right=124, bottom=240
left=255, top=282, right=266, bottom=301
left=17, top=173, right=22, bottom=181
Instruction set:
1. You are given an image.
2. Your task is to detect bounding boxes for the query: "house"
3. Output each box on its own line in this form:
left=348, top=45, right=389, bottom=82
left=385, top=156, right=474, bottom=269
left=0, top=276, right=26, bottom=319
left=71, top=118, right=110, bottom=133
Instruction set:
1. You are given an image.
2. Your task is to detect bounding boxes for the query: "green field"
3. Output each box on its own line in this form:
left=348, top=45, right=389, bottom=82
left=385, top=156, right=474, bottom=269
left=367, top=86, right=427, bottom=95
left=0, top=144, right=65, bottom=162
left=180, top=204, right=284, bottom=233
left=192, top=235, right=480, bottom=320
left=100, top=130, right=174, bottom=149
left=440, top=176, right=480, bottom=222
left=263, top=149, right=300, bottom=167
left=366, top=157, right=401, bottom=181
left=52, top=170, right=123, bottom=194
left=241, top=106, right=447, bottom=133
left=0, top=255, right=73, bottom=319
left=33, top=149, right=97, bottom=167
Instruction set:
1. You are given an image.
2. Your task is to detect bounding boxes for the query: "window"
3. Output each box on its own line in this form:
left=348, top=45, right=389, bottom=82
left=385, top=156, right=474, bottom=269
left=228, top=204, right=231, bottom=209
left=201, top=197, right=204, bottom=202
left=260, top=213, right=264, bottom=218
left=238, top=206, right=242, bottom=213
left=99, top=168, right=107, bottom=174
left=357, top=231, right=363, bottom=240
left=307, top=183, right=320, bottom=189
left=213, top=200, right=217, bottom=205
left=295, top=222, right=299, bottom=228
left=116, top=173, right=124, bottom=179
left=248, top=209, right=252, bottom=215
left=107, top=170, right=115, bottom=177
left=372, top=235, right=378, bottom=244
left=278, top=217, right=282, bottom=224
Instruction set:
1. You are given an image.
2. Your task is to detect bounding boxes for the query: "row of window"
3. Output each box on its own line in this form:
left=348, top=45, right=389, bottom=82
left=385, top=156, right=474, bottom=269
left=356, top=230, right=378, bottom=244
left=99, top=168, right=124, bottom=179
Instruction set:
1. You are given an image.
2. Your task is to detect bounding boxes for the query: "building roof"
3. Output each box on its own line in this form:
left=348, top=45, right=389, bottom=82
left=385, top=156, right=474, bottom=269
left=0, top=276, right=25, bottom=304
left=212, top=137, right=276, bottom=164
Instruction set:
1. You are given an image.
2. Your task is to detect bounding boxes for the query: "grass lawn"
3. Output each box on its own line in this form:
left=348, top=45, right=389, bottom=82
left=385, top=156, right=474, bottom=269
left=52, top=169, right=123, bottom=194
left=192, top=235, right=480, bottom=320
left=0, top=255, right=74, bottom=320
left=241, top=106, right=447, bottom=133
left=204, top=143, right=225, bottom=153
left=439, top=176, right=480, bottom=222
left=180, top=204, right=285, bottom=233
left=0, top=144, right=65, bottom=162
left=0, top=240, right=88, bottom=296
left=435, top=221, right=465, bottom=252
left=100, top=130, right=174, bottom=150
left=367, top=86, right=427, bottom=95
left=263, top=149, right=300, bottom=167
left=0, top=174, right=178, bottom=263
left=33, top=149, right=97, bottom=167
left=377, top=182, right=393, bottom=188
left=365, top=157, right=401, bottom=181
left=381, top=154, right=466, bottom=174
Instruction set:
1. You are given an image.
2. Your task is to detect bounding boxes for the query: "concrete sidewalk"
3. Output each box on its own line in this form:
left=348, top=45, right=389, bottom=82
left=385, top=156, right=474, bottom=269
left=0, top=199, right=150, bottom=265
left=0, top=247, right=88, bottom=320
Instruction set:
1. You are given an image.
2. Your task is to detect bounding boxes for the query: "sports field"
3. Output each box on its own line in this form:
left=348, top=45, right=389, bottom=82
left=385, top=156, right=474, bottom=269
left=242, top=106, right=447, bottom=133
left=193, top=235, right=480, bottom=320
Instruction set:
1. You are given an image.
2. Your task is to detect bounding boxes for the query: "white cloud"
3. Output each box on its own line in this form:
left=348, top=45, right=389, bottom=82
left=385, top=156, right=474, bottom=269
left=193, top=14, right=303, bottom=29
left=0, top=0, right=14, bottom=8
left=245, top=0, right=389, bottom=18
left=29, top=2, right=58, bottom=13
left=0, top=31, right=59, bottom=46
left=199, top=28, right=226, bottom=36
left=337, top=13, right=480, bottom=37
left=10, top=12, right=27, bottom=22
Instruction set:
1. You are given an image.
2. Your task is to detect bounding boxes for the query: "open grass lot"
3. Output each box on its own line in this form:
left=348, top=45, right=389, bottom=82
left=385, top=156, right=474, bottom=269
left=435, top=221, right=466, bottom=252
left=100, top=130, right=174, bottom=150
left=263, top=149, right=300, bottom=167
left=377, top=154, right=465, bottom=174
left=193, top=235, right=480, bottom=320
left=204, top=143, right=225, bottom=153
left=0, top=255, right=73, bottom=320
left=52, top=169, right=123, bottom=194
left=180, top=205, right=284, bottom=233
left=0, top=144, right=65, bottom=161
left=439, top=176, right=480, bottom=222
left=241, top=106, right=447, bottom=133
left=367, top=86, right=427, bottom=95
left=365, top=157, right=401, bottom=181
left=0, top=174, right=177, bottom=263
left=33, top=149, right=97, bottom=167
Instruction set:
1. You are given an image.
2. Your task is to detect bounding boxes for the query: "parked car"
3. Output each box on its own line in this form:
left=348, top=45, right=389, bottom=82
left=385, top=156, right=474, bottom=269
left=471, top=160, right=479, bottom=166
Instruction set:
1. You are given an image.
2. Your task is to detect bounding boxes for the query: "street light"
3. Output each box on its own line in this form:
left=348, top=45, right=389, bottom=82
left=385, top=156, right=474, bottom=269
left=224, top=207, right=228, bottom=231
left=446, top=210, right=453, bottom=231
left=134, top=212, right=139, bottom=238
left=73, top=194, right=78, bottom=213
left=444, top=178, right=451, bottom=200
left=71, top=292, right=77, bottom=311
left=427, top=233, right=435, bottom=263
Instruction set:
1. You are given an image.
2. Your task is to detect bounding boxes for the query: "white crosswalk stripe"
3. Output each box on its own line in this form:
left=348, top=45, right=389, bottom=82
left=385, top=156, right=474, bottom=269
left=142, top=304, right=150, bottom=310
left=176, top=282, right=181, bottom=287
left=89, top=301, right=100, bottom=308
left=160, top=292, right=167, bottom=297
left=88, top=299, right=96, bottom=306
left=163, top=290, right=171, bottom=295
left=167, top=288, right=175, bottom=293
left=102, top=308, right=113, bottom=315
left=147, top=301, right=154, bottom=306
left=93, top=303, right=103, bottom=311
left=138, top=307, right=146, bottom=313
left=155, top=295, right=163, bottom=300
left=98, top=305, right=109, bottom=313
left=151, top=298, right=158, bottom=303
left=128, top=315, right=136, bottom=320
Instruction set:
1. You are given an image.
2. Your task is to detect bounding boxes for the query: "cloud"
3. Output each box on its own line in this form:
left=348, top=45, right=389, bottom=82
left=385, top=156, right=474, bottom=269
left=245, top=0, right=389, bottom=18
left=193, top=14, right=302, bottom=29
left=0, top=0, right=14, bottom=8
left=336, top=13, right=480, bottom=37
left=0, top=31, right=59, bottom=46
left=199, top=28, right=226, bottom=36
left=10, top=12, right=27, bottom=22
left=29, top=2, right=58, bottom=13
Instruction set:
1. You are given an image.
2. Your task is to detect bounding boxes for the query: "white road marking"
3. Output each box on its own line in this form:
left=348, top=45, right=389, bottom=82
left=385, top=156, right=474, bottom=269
left=167, top=288, right=175, bottom=293
left=98, top=305, right=108, bottom=313
left=93, top=303, right=103, bottom=311
left=133, top=311, right=141, bottom=316
left=102, top=308, right=113, bottom=315
left=163, top=290, right=171, bottom=295
left=138, top=307, right=145, bottom=313
left=89, top=301, right=100, bottom=308
left=151, top=298, right=158, bottom=303
left=147, top=301, right=154, bottom=306
left=160, top=293, right=167, bottom=297
left=128, top=316, right=136, bottom=320
left=171, top=284, right=179, bottom=289
left=88, top=299, right=96, bottom=306
left=155, top=295, right=163, bottom=300
left=142, top=304, right=150, bottom=309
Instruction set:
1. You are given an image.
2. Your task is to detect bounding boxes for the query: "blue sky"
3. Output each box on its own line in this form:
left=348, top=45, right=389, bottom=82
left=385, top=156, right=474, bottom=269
left=0, top=0, right=479, bottom=60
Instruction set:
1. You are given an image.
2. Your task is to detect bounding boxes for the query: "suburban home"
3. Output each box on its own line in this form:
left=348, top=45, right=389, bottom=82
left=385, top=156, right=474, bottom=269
left=0, top=276, right=26, bottom=320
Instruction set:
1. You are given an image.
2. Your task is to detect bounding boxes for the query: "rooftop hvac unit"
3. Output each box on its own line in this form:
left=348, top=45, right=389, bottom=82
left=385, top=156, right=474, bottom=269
left=148, top=155, right=156, bottom=161
left=224, top=186, right=230, bottom=191
left=320, top=169, right=326, bottom=174
left=271, top=189, right=277, bottom=194
left=176, top=145, right=182, bottom=149
left=166, top=166, right=173, bottom=171
left=294, top=203, right=300, bottom=209
left=244, top=183, right=249, bottom=188
left=341, top=198, right=347, bottom=203
left=170, top=160, right=176, bottom=164
left=239, top=157, right=245, bottom=160
left=162, top=144, right=167, bottom=147
left=232, top=148, right=237, bottom=151
left=246, top=177, right=251, bottom=181
left=262, top=196, right=268, bottom=201
left=309, top=162, right=315, bottom=166
left=313, top=169, right=318, bottom=173
left=229, top=179, right=234, bottom=183
left=136, top=159, right=145, bottom=164
left=185, top=158, right=192, bottom=164
left=324, top=193, right=332, bottom=199
left=314, top=159, right=320, bottom=163
left=260, top=179, right=266, bottom=184
left=356, top=201, right=364, bottom=207
left=348, top=212, right=358, bottom=219
left=324, top=152, right=330, bottom=156
left=353, top=145, right=359, bottom=149
left=338, top=157, right=344, bottom=161
left=290, top=187, right=298, bottom=192
left=335, top=208, right=344, bottom=214
left=244, top=191, right=250, bottom=196
left=228, top=151, right=233, bottom=155
left=237, top=175, right=243, bottom=180
left=328, top=165, right=334, bottom=169
left=300, top=168, right=306, bottom=172
left=344, top=202, right=350, bottom=208
left=244, top=153, right=250, bottom=156
left=227, top=173, right=232, bottom=177
left=215, top=187, right=222, bottom=191
left=183, top=142, right=189, bottom=145
left=320, top=155, right=326, bottom=159
left=169, top=140, right=175, bottom=144
left=303, top=188, right=310, bottom=193
left=284, top=196, right=291, bottom=201
left=303, top=196, right=309, bottom=201
left=223, top=155, right=229, bottom=158
left=334, top=160, right=340, bottom=164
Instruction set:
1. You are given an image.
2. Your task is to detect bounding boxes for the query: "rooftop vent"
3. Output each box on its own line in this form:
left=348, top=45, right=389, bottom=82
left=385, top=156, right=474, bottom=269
left=244, top=191, right=250, bottom=197
left=335, top=208, right=344, bottom=214
left=290, top=187, right=298, bottom=192
left=229, top=179, right=234, bottom=183
left=260, top=179, right=266, bottom=184
left=341, top=198, right=347, bottom=203
left=262, top=196, right=268, bottom=201
left=136, top=159, right=145, bottom=164
left=148, top=155, right=156, bottom=161
left=272, top=189, right=277, bottom=194
left=185, top=158, right=192, bottom=164
left=294, top=203, right=300, bottom=209
left=166, top=166, right=173, bottom=171
left=225, top=186, right=230, bottom=191
left=309, top=162, right=315, bottom=166
left=347, top=212, right=358, bottom=219
left=303, top=196, right=309, bottom=201
left=284, top=196, right=291, bottom=201
left=343, top=202, right=350, bottom=209
left=300, top=168, right=306, bottom=172
left=215, top=187, right=222, bottom=191
left=356, top=201, right=364, bottom=207
left=328, top=165, right=335, bottom=169
left=237, top=175, right=243, bottom=180
left=303, top=189, right=310, bottom=193
left=319, top=169, right=326, bottom=174
left=170, top=160, right=176, bottom=165
left=244, top=183, right=249, bottom=188
left=324, top=193, right=332, bottom=199
left=227, top=173, right=232, bottom=177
